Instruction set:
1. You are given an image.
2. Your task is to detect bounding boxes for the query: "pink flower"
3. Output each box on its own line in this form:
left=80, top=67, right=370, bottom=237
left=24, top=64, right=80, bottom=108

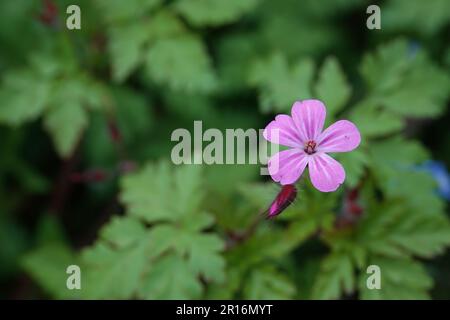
left=263, top=99, right=361, bottom=192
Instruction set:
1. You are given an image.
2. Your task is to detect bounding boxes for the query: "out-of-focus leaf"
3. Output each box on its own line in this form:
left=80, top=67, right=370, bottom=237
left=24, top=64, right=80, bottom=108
left=109, top=23, right=149, bottom=82
left=0, top=70, right=50, bottom=125
left=357, top=200, right=450, bottom=259
left=249, top=53, right=315, bottom=113
left=360, top=39, right=411, bottom=93
left=349, top=102, right=404, bottom=138
left=95, top=0, right=162, bottom=23
left=139, top=253, right=202, bottom=299
left=361, top=39, right=450, bottom=118
left=243, top=266, right=295, bottom=299
left=100, top=216, right=147, bottom=249
left=383, top=0, right=450, bottom=35
left=311, top=252, right=355, bottom=299
left=359, top=257, right=432, bottom=299
left=174, top=0, right=260, bottom=27
left=43, top=102, right=87, bottom=158
left=81, top=241, right=148, bottom=299
left=120, top=161, right=204, bottom=223
left=315, top=56, right=351, bottom=117
left=145, top=35, right=217, bottom=93
left=337, top=148, right=369, bottom=187
left=381, top=61, right=450, bottom=117
left=21, top=244, right=80, bottom=299
left=183, top=233, right=225, bottom=283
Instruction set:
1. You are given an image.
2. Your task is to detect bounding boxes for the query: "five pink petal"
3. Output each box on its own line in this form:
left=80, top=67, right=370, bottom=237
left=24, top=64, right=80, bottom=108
left=264, top=99, right=361, bottom=192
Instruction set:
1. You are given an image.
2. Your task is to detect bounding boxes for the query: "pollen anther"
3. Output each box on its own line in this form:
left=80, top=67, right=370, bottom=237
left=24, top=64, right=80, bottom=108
left=304, top=140, right=317, bottom=155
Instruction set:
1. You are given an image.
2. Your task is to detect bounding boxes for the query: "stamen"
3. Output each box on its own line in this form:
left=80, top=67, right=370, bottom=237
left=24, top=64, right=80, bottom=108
left=304, top=140, right=317, bottom=155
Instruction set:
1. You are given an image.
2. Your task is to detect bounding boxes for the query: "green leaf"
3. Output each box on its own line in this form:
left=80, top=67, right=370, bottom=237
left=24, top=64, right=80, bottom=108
left=43, top=101, right=88, bottom=158
left=349, top=102, right=404, bottom=138
left=369, top=137, right=428, bottom=169
left=96, top=0, right=162, bottom=23
left=0, top=56, right=106, bottom=158
left=249, top=53, right=315, bottom=113
left=389, top=212, right=450, bottom=258
left=145, top=35, right=217, bottom=93
left=336, top=148, right=369, bottom=187
left=0, top=70, right=50, bottom=125
left=146, top=10, right=186, bottom=40
left=360, top=39, right=411, bottom=93
left=21, top=244, right=81, bottom=299
left=116, top=161, right=225, bottom=299
left=381, top=61, right=450, bottom=117
left=183, top=233, right=225, bottom=283
left=111, top=86, right=154, bottom=141
left=382, top=170, right=444, bottom=213
left=360, top=39, right=450, bottom=118
left=243, top=266, right=296, bottom=299
left=100, top=216, right=147, bottom=249
left=35, top=214, right=68, bottom=246
left=120, top=161, right=204, bottom=223
left=149, top=225, right=225, bottom=283
left=81, top=240, right=148, bottom=299
left=314, top=56, right=351, bottom=117
left=367, top=138, right=444, bottom=213
left=138, top=253, right=202, bottom=299
left=311, top=252, right=355, bottom=299
left=107, top=10, right=186, bottom=82
left=174, top=0, right=260, bottom=27
left=227, top=221, right=317, bottom=271
left=109, top=23, right=149, bottom=82
left=357, top=200, right=450, bottom=259
left=359, top=257, right=432, bottom=299
left=383, top=0, right=450, bottom=35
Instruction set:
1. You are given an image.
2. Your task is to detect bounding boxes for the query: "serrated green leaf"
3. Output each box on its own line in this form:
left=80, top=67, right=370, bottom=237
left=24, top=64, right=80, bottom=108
left=336, top=148, right=368, bottom=187
left=145, top=35, right=217, bottom=93
left=357, top=200, right=450, bottom=259
left=369, top=137, right=429, bottom=169
left=21, top=244, right=81, bottom=299
left=381, top=61, right=450, bottom=117
left=360, top=39, right=411, bottom=93
left=96, top=0, right=162, bottom=23
left=349, top=102, right=404, bottom=138
left=311, top=252, right=355, bottom=299
left=109, top=23, right=149, bottom=82
left=383, top=0, right=450, bottom=35
left=120, top=161, right=204, bottom=223
left=249, top=53, right=315, bottom=113
left=359, top=257, right=432, bottom=299
left=81, top=240, right=148, bottom=299
left=174, top=0, right=260, bottom=27
left=184, top=233, right=225, bottom=283
left=138, top=253, right=203, bottom=299
left=0, top=70, right=50, bottom=125
left=100, top=216, right=147, bottom=249
left=243, top=266, right=295, bottom=299
left=315, top=56, right=351, bottom=116
left=43, top=101, right=88, bottom=158
left=146, top=10, right=186, bottom=40
left=360, top=39, right=450, bottom=118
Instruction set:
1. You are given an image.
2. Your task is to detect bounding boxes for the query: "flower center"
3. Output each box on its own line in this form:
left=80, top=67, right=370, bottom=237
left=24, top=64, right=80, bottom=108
left=304, top=140, right=317, bottom=155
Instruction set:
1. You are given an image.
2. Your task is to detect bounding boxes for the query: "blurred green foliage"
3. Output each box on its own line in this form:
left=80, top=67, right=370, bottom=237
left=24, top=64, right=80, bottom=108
left=0, top=0, right=450, bottom=299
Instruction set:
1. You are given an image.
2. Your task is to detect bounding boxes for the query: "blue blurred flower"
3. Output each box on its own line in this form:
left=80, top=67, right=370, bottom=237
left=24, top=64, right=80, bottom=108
left=419, top=161, right=450, bottom=201
left=408, top=40, right=420, bottom=59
